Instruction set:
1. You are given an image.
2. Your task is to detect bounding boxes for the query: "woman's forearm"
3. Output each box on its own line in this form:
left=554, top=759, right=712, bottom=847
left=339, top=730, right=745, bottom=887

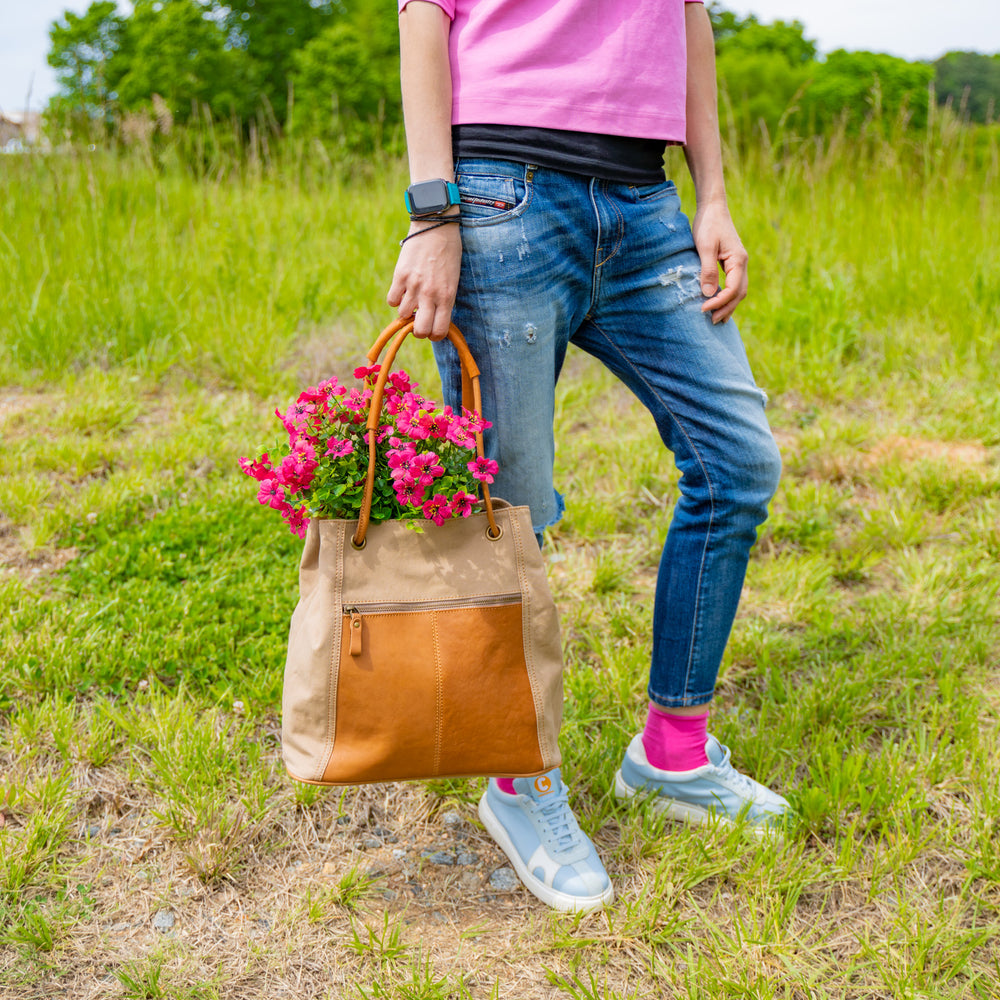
left=682, top=2, right=727, bottom=208
left=399, top=1, right=455, bottom=184
left=387, top=1, right=462, bottom=340
left=680, top=2, right=748, bottom=321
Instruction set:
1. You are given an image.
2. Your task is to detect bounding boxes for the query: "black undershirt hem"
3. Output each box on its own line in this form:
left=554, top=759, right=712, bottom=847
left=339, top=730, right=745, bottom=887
left=453, top=124, right=669, bottom=185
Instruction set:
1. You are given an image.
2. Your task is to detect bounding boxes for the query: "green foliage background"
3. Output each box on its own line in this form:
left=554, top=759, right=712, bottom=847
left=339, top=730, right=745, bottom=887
left=43, top=1, right=1000, bottom=151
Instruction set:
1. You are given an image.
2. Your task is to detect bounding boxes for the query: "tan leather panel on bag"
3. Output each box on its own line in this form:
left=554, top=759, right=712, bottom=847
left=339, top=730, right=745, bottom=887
left=320, top=604, right=544, bottom=784
left=436, top=604, right=545, bottom=776
left=322, top=610, right=440, bottom=783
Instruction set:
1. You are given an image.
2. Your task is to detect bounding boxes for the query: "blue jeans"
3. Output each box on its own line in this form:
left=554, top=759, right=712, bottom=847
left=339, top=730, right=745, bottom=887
left=434, top=159, right=781, bottom=708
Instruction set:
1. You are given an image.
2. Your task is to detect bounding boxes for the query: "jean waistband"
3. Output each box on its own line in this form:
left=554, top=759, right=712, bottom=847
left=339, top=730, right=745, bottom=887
left=453, top=158, right=536, bottom=181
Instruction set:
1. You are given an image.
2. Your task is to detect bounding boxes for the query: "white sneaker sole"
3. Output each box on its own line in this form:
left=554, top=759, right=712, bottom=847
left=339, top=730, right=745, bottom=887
left=478, top=793, right=614, bottom=914
left=614, top=769, right=783, bottom=841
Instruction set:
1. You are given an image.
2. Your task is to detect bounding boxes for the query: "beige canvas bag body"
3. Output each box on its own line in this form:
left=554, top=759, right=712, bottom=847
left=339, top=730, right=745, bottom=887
left=282, top=319, right=564, bottom=785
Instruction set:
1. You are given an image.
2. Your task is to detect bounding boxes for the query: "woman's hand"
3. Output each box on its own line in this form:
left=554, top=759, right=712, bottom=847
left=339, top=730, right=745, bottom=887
left=387, top=217, right=462, bottom=341
left=691, top=200, right=748, bottom=325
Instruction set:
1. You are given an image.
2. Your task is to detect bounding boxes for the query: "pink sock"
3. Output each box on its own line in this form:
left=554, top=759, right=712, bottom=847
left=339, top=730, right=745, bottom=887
left=496, top=778, right=517, bottom=794
left=641, top=703, right=710, bottom=770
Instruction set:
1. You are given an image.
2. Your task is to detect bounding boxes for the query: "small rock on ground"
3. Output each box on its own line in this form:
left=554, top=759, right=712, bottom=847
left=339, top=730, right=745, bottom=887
left=421, top=850, right=456, bottom=866
left=489, top=868, right=519, bottom=891
left=152, top=910, right=175, bottom=932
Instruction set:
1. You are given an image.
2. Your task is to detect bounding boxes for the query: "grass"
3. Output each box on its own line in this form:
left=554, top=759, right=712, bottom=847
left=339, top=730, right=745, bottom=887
left=1, top=121, right=999, bottom=997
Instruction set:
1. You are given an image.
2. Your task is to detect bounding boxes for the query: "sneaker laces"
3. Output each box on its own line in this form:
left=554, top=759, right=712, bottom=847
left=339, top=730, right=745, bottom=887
left=715, top=743, right=758, bottom=800
left=536, top=788, right=579, bottom=854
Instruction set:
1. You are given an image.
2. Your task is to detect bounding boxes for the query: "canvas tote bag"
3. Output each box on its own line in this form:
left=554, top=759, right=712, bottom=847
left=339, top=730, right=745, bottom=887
left=281, top=319, right=564, bottom=785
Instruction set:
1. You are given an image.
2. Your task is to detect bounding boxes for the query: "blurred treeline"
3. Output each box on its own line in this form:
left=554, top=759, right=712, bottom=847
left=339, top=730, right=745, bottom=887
left=46, top=0, right=1000, bottom=154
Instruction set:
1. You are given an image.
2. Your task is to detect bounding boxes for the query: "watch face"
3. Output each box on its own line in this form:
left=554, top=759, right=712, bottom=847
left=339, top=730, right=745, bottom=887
left=408, top=179, right=450, bottom=215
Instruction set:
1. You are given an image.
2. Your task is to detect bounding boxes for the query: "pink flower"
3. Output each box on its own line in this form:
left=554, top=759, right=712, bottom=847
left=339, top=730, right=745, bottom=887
left=412, top=451, right=441, bottom=470
left=343, top=388, right=372, bottom=413
left=387, top=444, right=416, bottom=470
left=354, top=364, right=381, bottom=383
left=426, top=411, right=453, bottom=439
left=467, top=457, right=499, bottom=484
left=257, top=478, right=286, bottom=510
left=276, top=452, right=318, bottom=491
left=421, top=494, right=453, bottom=526
left=395, top=478, right=426, bottom=507
left=451, top=491, right=477, bottom=518
left=399, top=391, right=426, bottom=413
left=462, top=409, right=491, bottom=434
left=291, top=438, right=317, bottom=462
left=239, top=453, right=273, bottom=481
left=324, top=436, right=354, bottom=459
left=283, top=505, right=310, bottom=539
left=389, top=371, right=413, bottom=393
left=397, top=410, right=432, bottom=440
left=445, top=419, right=476, bottom=449
left=297, top=385, right=326, bottom=404
left=276, top=401, right=315, bottom=433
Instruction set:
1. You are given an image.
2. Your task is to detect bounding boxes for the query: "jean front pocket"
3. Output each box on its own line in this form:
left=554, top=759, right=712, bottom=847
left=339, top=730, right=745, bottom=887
left=455, top=171, right=530, bottom=226
left=633, top=179, right=677, bottom=202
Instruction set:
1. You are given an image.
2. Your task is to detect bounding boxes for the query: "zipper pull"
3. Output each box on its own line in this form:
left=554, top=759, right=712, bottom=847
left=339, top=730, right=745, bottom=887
left=348, top=608, right=363, bottom=657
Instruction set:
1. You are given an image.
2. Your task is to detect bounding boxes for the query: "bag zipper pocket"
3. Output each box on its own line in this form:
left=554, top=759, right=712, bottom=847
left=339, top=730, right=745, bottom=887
left=344, top=593, right=522, bottom=657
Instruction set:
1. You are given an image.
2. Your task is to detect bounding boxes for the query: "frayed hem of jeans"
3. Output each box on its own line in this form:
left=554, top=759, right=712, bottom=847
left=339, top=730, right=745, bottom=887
left=647, top=689, right=716, bottom=710
left=534, top=489, right=565, bottom=548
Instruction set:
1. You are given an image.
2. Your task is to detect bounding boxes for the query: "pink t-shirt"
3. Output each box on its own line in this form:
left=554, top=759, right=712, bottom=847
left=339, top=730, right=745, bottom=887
left=399, top=0, right=703, bottom=143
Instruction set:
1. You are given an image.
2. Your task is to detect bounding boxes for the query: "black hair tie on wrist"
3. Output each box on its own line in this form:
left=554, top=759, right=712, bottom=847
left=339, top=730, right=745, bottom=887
left=399, top=218, right=461, bottom=246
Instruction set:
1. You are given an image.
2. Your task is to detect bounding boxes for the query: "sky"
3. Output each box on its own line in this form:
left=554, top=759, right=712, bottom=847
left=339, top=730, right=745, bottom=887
left=3, top=0, right=1000, bottom=113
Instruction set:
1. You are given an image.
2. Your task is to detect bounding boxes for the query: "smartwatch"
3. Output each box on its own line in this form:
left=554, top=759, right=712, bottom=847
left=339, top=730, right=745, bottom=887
left=404, top=178, right=461, bottom=217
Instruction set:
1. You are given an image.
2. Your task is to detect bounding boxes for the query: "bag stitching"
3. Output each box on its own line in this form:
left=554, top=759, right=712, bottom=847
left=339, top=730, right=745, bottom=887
left=432, top=611, right=443, bottom=776
left=511, top=511, right=550, bottom=766
left=337, top=601, right=521, bottom=618
left=316, top=522, right=343, bottom=782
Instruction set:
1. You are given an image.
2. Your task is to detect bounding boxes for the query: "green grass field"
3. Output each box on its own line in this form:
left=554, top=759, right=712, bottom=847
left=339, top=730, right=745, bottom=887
left=1, top=122, right=999, bottom=998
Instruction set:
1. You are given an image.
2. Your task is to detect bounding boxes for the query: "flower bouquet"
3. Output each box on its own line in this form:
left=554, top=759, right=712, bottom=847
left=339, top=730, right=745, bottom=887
left=240, top=364, right=498, bottom=538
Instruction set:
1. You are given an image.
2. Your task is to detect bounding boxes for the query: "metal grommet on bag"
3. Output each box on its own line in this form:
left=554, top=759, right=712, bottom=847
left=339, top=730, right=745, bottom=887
left=350, top=534, right=367, bottom=551
left=486, top=524, right=503, bottom=541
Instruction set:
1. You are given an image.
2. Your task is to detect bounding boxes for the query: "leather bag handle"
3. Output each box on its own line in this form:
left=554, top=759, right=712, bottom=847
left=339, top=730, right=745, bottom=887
left=351, top=319, right=498, bottom=547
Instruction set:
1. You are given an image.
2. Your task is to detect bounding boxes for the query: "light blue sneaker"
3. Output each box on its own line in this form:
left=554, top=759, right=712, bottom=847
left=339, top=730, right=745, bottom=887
left=479, top=770, right=614, bottom=913
left=614, top=734, right=792, bottom=837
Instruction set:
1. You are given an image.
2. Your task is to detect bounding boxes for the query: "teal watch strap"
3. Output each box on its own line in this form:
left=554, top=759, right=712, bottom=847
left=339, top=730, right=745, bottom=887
left=404, top=179, right=461, bottom=217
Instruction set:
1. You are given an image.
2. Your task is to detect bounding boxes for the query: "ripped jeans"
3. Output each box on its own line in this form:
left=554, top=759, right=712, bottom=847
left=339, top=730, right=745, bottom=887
left=433, top=159, right=781, bottom=707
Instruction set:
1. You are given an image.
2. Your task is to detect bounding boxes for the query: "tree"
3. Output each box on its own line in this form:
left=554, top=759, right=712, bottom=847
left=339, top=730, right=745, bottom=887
left=934, top=51, right=1000, bottom=122
left=112, top=0, right=256, bottom=123
left=47, top=1, right=126, bottom=133
left=798, top=50, right=935, bottom=133
left=712, top=10, right=816, bottom=66
left=210, top=0, right=339, bottom=122
left=290, top=3, right=402, bottom=149
left=709, top=6, right=817, bottom=140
